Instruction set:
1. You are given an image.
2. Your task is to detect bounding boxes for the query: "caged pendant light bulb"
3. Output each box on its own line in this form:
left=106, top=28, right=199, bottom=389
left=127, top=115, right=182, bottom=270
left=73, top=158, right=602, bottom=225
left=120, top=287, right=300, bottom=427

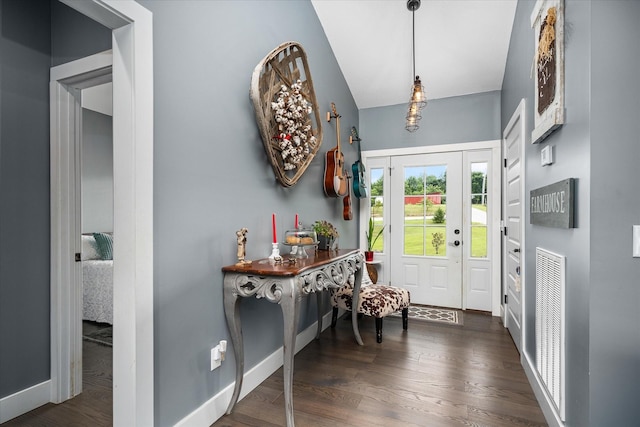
left=405, top=0, right=426, bottom=132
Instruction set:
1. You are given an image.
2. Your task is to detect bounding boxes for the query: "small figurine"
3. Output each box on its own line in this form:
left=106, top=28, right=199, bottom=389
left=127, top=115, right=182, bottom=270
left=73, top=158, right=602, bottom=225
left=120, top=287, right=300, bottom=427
left=235, top=228, right=251, bottom=266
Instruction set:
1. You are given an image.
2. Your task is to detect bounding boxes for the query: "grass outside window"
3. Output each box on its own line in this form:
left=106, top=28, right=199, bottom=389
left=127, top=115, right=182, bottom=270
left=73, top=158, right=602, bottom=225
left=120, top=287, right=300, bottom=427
left=370, top=204, right=488, bottom=257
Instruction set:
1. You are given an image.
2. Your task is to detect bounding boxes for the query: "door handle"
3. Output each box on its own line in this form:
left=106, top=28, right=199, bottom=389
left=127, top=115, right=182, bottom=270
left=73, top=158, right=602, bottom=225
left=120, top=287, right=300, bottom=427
left=449, top=240, right=461, bottom=247
left=514, top=248, right=520, bottom=253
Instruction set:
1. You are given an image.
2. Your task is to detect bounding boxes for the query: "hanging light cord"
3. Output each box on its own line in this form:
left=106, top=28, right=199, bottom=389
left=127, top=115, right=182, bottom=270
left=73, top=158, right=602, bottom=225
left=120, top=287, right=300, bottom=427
left=412, top=6, right=416, bottom=80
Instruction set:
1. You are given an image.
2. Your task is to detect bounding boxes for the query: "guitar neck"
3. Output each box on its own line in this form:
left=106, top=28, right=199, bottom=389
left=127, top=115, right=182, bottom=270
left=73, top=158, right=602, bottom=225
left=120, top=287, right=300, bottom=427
left=336, top=115, right=341, bottom=153
left=330, top=103, right=341, bottom=154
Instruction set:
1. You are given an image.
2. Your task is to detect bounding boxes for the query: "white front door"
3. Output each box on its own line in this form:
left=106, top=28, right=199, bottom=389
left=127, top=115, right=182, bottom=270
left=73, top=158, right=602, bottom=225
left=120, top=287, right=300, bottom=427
left=390, top=152, right=463, bottom=308
left=503, top=100, right=525, bottom=353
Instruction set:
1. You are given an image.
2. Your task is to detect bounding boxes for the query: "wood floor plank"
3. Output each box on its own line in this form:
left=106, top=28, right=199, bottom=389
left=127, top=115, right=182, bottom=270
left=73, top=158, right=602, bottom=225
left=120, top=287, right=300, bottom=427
left=3, top=312, right=546, bottom=426
left=215, top=311, right=547, bottom=426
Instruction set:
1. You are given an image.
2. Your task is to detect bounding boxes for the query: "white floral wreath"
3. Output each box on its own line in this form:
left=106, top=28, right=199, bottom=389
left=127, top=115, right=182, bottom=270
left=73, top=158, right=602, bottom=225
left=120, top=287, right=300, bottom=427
left=271, top=80, right=317, bottom=171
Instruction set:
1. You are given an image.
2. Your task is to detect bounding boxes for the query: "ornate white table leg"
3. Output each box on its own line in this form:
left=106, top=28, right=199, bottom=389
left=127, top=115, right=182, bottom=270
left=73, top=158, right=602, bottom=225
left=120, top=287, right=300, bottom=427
left=223, top=275, right=244, bottom=414
left=315, top=291, right=323, bottom=340
left=279, top=277, right=302, bottom=427
left=351, top=263, right=364, bottom=345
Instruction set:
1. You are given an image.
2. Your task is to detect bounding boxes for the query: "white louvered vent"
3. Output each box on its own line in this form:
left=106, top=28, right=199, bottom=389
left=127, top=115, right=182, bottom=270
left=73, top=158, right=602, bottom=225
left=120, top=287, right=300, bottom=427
left=535, top=247, right=566, bottom=422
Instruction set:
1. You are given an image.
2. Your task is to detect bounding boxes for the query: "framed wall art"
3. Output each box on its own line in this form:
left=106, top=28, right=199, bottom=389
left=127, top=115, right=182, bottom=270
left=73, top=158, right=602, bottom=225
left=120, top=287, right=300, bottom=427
left=531, top=0, right=565, bottom=144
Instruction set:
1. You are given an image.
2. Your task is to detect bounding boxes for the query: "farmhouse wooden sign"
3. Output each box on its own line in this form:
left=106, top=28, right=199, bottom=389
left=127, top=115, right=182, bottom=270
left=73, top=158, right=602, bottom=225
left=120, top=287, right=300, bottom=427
left=530, top=178, right=575, bottom=228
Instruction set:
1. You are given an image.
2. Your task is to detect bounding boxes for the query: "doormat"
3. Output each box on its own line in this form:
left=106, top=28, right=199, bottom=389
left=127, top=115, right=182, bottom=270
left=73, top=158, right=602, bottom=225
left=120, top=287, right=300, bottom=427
left=83, top=327, right=113, bottom=347
left=390, top=304, right=462, bottom=325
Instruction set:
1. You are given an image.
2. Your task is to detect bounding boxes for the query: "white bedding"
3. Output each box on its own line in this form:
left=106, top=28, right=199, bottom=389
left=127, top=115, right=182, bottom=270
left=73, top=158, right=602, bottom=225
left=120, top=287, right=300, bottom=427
left=82, top=235, right=113, bottom=325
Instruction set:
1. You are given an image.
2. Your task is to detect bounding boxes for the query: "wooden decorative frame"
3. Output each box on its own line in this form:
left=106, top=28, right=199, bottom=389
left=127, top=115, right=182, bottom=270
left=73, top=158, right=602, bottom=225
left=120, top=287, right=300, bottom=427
left=531, top=0, right=565, bottom=144
left=250, top=41, right=323, bottom=187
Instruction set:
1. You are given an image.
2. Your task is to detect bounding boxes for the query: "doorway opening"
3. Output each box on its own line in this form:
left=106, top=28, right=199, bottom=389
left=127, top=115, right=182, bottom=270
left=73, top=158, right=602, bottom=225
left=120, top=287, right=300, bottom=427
left=360, top=141, right=501, bottom=315
left=49, top=1, right=153, bottom=424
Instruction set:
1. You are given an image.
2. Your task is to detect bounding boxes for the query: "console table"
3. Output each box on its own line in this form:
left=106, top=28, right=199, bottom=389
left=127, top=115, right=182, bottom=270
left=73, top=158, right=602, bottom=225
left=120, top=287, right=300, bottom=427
left=222, top=249, right=364, bottom=427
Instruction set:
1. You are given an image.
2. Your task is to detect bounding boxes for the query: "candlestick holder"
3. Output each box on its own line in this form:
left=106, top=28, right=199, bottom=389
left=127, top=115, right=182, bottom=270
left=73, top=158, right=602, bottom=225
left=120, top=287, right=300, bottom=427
left=268, top=242, right=282, bottom=262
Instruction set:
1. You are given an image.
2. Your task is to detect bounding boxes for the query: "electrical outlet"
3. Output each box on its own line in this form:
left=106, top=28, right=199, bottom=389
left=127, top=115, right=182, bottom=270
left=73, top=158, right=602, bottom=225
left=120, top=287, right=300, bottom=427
left=210, top=347, right=221, bottom=371
left=210, top=340, right=228, bottom=371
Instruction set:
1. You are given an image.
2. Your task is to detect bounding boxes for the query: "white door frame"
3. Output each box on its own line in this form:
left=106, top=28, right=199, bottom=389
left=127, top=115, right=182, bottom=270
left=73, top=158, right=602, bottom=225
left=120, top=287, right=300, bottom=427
left=50, top=1, right=153, bottom=425
left=502, top=99, right=527, bottom=350
left=360, top=140, right=502, bottom=315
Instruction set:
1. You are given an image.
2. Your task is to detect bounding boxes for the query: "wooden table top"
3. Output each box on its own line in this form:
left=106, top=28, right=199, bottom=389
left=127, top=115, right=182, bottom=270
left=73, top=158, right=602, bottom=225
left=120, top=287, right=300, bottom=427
left=222, top=249, right=360, bottom=277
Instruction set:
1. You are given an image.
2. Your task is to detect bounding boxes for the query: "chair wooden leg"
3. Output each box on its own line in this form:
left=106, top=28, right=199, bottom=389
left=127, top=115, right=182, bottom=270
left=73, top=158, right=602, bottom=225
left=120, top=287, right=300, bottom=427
left=375, top=317, right=383, bottom=343
left=402, top=307, right=409, bottom=330
left=331, top=307, right=338, bottom=328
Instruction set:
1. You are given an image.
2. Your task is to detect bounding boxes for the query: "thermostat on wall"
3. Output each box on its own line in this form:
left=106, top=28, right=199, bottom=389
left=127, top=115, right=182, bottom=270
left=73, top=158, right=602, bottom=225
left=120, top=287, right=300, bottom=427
left=541, top=145, right=553, bottom=166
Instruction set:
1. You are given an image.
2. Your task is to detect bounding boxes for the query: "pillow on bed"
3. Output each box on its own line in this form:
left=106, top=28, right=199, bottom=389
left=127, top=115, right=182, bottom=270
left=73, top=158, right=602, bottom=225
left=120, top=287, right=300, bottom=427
left=93, top=232, right=113, bottom=260
left=81, top=235, right=101, bottom=260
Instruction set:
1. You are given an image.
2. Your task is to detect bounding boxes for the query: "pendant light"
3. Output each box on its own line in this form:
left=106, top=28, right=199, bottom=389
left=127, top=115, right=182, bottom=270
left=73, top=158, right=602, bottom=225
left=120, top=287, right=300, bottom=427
left=405, top=0, right=426, bottom=132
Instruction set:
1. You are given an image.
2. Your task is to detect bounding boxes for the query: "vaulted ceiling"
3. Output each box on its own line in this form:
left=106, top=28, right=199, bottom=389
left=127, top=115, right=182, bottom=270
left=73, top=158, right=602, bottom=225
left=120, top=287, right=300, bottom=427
left=311, top=0, right=518, bottom=110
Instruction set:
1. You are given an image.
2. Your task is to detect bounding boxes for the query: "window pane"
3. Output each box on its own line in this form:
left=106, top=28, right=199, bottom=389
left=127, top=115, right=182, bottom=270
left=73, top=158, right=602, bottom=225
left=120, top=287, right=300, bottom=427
left=369, top=168, right=384, bottom=252
left=470, top=162, right=488, bottom=258
left=403, top=164, right=447, bottom=257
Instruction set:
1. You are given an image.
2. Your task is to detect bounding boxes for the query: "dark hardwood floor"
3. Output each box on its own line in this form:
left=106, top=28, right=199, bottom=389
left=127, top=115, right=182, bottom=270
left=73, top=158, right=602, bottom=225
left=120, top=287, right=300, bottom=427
left=2, top=324, right=113, bottom=427
left=3, top=312, right=546, bottom=426
left=213, top=311, right=547, bottom=427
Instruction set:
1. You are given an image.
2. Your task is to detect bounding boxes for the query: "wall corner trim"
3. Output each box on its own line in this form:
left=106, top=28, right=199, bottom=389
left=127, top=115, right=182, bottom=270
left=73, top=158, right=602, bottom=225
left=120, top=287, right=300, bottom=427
left=0, top=381, right=51, bottom=424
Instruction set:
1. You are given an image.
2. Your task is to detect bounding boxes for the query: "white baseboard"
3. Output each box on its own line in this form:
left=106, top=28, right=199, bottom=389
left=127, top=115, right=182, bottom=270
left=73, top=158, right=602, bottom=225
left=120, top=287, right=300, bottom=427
left=175, top=312, right=334, bottom=427
left=522, top=352, right=564, bottom=427
left=0, top=380, right=51, bottom=424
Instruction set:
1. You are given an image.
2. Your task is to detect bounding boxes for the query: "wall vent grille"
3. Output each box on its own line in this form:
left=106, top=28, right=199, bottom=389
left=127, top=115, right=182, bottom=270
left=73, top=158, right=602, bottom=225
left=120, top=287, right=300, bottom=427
left=535, top=247, right=566, bottom=421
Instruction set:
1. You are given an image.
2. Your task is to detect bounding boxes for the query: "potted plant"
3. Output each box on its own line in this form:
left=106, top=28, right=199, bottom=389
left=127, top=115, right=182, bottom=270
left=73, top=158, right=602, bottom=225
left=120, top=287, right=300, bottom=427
left=365, top=217, right=385, bottom=261
left=313, top=220, right=339, bottom=250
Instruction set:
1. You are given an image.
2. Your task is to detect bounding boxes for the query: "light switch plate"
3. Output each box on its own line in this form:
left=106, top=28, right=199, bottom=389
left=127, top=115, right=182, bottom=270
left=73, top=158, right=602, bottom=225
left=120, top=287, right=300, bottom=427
left=633, top=225, right=640, bottom=257
left=541, top=145, right=553, bottom=166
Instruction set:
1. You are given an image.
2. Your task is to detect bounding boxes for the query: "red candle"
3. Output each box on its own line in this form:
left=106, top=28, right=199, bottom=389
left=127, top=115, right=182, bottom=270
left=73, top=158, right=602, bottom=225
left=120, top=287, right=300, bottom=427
left=295, top=214, right=299, bottom=229
left=272, top=213, right=277, bottom=243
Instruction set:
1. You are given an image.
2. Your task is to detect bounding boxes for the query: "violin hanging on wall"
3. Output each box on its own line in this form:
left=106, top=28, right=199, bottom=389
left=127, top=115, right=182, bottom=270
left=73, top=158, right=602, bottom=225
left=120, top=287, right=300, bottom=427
left=343, top=175, right=353, bottom=221
left=350, top=126, right=368, bottom=199
left=323, top=102, right=348, bottom=197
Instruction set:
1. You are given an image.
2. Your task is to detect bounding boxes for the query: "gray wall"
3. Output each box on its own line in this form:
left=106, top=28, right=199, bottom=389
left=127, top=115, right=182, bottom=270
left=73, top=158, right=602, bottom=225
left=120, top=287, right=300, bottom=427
left=0, top=0, right=110, bottom=404
left=135, top=1, right=358, bottom=425
left=0, top=0, right=51, bottom=398
left=1, top=0, right=357, bottom=424
left=502, top=1, right=591, bottom=425
left=589, top=1, right=640, bottom=424
left=50, top=0, right=111, bottom=67
left=501, top=1, right=640, bottom=425
left=361, top=90, right=501, bottom=149
left=81, top=108, right=113, bottom=233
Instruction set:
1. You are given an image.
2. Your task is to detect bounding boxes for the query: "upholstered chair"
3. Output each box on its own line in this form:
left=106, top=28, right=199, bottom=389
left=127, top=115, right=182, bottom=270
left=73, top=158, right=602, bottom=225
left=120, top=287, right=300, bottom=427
left=330, top=262, right=410, bottom=343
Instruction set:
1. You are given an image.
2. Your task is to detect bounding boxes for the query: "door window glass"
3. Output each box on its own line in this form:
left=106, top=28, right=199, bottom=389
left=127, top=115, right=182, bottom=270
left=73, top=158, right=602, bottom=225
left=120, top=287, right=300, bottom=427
left=369, top=167, right=385, bottom=252
left=470, top=162, right=488, bottom=258
left=403, top=165, right=447, bottom=256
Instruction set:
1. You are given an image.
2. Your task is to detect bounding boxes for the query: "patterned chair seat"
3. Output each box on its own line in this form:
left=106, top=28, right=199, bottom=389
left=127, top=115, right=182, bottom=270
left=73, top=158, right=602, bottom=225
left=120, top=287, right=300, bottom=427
left=330, top=261, right=410, bottom=343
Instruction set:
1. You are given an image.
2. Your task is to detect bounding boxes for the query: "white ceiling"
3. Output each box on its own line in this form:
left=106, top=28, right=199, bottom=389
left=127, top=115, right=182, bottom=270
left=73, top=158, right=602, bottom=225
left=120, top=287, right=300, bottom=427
left=311, top=0, right=518, bottom=110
